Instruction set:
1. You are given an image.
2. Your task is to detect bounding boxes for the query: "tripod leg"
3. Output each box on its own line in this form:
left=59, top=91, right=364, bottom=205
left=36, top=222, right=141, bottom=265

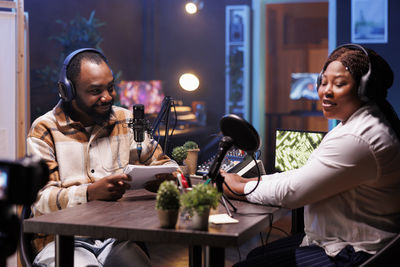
left=220, top=194, right=237, bottom=217
left=223, top=194, right=237, bottom=213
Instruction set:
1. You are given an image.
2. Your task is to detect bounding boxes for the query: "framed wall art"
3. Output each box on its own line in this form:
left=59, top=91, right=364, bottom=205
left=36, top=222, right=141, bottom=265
left=351, top=0, right=388, bottom=43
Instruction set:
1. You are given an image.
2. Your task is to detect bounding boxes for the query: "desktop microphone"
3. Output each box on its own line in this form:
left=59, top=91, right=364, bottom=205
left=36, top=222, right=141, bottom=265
left=208, top=114, right=261, bottom=189
left=131, top=104, right=150, bottom=159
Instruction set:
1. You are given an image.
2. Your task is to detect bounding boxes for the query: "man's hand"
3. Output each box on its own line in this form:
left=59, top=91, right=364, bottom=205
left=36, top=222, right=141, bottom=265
left=87, top=174, right=131, bottom=201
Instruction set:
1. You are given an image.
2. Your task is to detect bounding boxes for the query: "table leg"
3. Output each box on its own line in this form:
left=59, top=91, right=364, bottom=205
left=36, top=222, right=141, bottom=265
left=207, top=246, right=224, bottom=267
left=189, top=245, right=202, bottom=267
left=55, top=234, right=74, bottom=267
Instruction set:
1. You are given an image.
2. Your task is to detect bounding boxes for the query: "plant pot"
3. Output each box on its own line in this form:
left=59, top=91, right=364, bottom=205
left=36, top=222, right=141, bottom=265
left=187, top=208, right=210, bottom=231
left=184, top=149, right=200, bottom=175
left=157, top=209, right=179, bottom=229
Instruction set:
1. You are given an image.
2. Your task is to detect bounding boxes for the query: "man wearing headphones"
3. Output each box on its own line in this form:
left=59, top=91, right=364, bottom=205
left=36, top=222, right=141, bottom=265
left=223, top=44, right=400, bottom=266
left=27, top=49, right=177, bottom=266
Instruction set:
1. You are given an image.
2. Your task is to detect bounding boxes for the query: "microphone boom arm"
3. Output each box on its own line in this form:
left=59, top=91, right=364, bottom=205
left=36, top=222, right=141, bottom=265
left=151, top=96, right=174, bottom=153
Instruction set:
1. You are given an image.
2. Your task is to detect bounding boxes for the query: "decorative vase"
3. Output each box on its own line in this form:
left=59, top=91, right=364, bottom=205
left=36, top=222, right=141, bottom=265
left=157, top=209, right=179, bottom=229
left=187, top=208, right=210, bottom=230
left=184, top=148, right=200, bottom=175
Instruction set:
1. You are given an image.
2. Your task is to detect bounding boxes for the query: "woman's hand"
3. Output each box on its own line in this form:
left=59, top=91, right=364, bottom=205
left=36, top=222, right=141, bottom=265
left=220, top=170, right=247, bottom=200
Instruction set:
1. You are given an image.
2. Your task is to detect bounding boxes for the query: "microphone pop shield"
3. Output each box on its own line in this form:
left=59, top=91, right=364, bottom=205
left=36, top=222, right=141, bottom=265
left=220, top=114, right=260, bottom=153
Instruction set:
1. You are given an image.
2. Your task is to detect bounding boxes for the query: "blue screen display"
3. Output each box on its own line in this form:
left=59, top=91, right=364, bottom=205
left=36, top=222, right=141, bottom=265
left=290, top=73, right=320, bottom=101
left=0, top=166, right=8, bottom=200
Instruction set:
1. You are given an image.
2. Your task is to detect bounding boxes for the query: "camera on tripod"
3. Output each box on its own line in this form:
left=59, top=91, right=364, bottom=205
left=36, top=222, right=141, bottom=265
left=0, top=155, right=48, bottom=265
left=0, top=156, right=48, bottom=205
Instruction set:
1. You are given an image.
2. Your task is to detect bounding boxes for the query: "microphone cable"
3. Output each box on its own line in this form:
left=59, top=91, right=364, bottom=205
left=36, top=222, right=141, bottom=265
left=223, top=153, right=262, bottom=197
left=222, top=154, right=283, bottom=210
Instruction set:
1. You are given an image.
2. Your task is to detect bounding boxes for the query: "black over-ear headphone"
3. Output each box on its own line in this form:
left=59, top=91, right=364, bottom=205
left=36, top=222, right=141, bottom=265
left=58, top=48, right=106, bottom=102
left=317, top=43, right=372, bottom=102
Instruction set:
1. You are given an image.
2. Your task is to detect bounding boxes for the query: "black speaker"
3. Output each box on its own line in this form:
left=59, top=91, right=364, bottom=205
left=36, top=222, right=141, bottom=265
left=57, top=48, right=106, bottom=102
left=317, top=43, right=372, bottom=102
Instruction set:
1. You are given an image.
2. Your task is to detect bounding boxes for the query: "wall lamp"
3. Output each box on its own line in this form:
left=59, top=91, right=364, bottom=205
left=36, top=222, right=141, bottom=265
left=179, top=73, right=199, bottom=91
left=185, top=0, right=203, bottom=15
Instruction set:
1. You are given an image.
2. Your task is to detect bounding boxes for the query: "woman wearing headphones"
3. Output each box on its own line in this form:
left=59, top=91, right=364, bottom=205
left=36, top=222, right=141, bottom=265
left=223, top=44, right=400, bottom=266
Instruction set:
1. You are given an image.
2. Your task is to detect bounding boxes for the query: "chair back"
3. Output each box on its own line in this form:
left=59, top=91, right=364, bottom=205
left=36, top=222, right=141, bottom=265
left=360, top=233, right=400, bottom=266
left=18, top=205, right=36, bottom=267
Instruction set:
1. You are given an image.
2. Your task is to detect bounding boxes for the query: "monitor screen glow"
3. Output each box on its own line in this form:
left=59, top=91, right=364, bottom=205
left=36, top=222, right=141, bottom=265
left=118, top=80, right=164, bottom=114
left=290, top=73, right=319, bottom=101
left=275, top=129, right=325, bottom=172
left=0, top=166, right=8, bottom=200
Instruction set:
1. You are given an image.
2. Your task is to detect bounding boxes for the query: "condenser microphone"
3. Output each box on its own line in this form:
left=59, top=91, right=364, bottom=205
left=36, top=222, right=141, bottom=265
left=131, top=104, right=148, bottom=158
left=208, top=114, right=261, bottom=189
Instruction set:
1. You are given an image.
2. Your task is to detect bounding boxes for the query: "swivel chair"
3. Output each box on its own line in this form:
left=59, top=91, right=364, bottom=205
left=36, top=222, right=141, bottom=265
left=18, top=204, right=36, bottom=267
left=360, top=233, right=400, bottom=266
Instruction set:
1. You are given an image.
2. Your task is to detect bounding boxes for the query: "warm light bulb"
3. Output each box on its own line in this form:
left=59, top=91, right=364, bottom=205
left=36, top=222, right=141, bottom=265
left=185, top=2, right=198, bottom=14
left=179, top=73, right=199, bottom=91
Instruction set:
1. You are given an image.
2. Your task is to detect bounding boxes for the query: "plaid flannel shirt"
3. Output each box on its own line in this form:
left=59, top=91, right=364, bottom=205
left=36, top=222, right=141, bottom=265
left=27, top=100, right=176, bottom=217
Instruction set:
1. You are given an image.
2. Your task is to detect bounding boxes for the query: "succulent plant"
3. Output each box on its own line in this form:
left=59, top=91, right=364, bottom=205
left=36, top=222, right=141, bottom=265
left=171, top=146, right=188, bottom=164
left=183, top=141, right=199, bottom=150
left=156, top=180, right=180, bottom=211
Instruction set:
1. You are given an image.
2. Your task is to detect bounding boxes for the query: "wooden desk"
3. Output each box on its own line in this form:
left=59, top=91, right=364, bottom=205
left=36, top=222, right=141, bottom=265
left=23, top=189, right=288, bottom=267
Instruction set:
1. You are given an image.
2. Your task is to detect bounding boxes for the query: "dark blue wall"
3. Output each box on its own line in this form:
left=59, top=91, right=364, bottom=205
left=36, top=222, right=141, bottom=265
left=26, top=0, right=251, bottom=130
left=26, top=0, right=145, bottom=120
left=155, top=0, right=226, bottom=128
left=336, top=0, right=400, bottom=115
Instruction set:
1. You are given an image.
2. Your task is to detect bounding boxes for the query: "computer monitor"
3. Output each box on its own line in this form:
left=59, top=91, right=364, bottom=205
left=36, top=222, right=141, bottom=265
left=274, top=129, right=325, bottom=172
left=118, top=80, right=165, bottom=114
left=290, top=73, right=319, bottom=101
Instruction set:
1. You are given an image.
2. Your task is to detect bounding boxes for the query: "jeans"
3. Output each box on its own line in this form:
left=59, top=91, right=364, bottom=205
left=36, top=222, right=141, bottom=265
left=33, top=237, right=151, bottom=267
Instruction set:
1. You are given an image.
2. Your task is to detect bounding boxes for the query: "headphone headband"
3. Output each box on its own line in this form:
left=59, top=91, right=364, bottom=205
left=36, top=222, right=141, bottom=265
left=58, top=48, right=106, bottom=102
left=317, top=43, right=372, bottom=102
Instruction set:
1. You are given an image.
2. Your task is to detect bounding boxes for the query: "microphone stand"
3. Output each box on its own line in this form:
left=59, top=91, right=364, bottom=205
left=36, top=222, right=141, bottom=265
left=151, top=96, right=174, bottom=153
left=207, top=136, right=237, bottom=217
left=215, top=174, right=237, bottom=217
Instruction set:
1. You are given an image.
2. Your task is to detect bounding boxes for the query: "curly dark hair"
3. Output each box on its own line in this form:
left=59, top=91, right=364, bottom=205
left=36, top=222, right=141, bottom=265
left=322, top=44, right=400, bottom=140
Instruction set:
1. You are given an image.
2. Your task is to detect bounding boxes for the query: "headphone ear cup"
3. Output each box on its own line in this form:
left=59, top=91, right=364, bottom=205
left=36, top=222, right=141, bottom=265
left=70, top=82, right=76, bottom=100
left=58, top=82, right=68, bottom=101
left=65, top=79, right=76, bottom=101
left=358, top=73, right=371, bottom=102
left=57, top=79, right=75, bottom=102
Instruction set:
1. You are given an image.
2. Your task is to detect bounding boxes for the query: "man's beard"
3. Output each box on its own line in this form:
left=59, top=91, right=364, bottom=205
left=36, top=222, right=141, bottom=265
left=75, top=96, right=114, bottom=125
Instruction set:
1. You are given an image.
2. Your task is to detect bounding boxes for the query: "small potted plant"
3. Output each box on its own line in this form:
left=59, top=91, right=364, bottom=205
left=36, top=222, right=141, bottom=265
left=171, top=146, right=189, bottom=175
left=180, top=183, right=221, bottom=230
left=183, top=141, right=200, bottom=175
left=183, top=141, right=199, bottom=150
left=156, top=180, right=181, bottom=228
